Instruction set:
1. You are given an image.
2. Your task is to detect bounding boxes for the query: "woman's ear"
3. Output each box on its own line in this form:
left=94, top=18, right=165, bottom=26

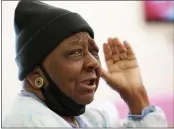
left=27, top=67, right=45, bottom=89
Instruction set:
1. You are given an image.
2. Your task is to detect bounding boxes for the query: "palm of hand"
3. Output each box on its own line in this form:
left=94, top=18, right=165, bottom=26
left=101, top=38, right=143, bottom=93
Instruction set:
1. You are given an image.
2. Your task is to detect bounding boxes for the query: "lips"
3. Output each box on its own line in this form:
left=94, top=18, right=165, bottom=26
left=79, top=83, right=97, bottom=94
left=80, top=77, right=97, bottom=86
left=78, top=76, right=97, bottom=93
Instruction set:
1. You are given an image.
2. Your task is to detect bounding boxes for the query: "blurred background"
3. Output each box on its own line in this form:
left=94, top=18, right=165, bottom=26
left=2, top=1, right=174, bottom=127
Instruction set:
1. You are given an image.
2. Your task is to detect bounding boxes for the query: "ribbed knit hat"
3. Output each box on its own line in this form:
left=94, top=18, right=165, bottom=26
left=14, top=0, right=94, bottom=81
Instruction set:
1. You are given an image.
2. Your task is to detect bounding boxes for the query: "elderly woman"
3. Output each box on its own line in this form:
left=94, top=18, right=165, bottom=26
left=2, top=0, right=167, bottom=127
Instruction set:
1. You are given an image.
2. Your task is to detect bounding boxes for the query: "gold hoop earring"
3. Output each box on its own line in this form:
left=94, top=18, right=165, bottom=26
left=35, top=77, right=44, bottom=88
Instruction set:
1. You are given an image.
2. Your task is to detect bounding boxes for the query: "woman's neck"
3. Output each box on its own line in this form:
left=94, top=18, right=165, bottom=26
left=22, top=81, right=79, bottom=127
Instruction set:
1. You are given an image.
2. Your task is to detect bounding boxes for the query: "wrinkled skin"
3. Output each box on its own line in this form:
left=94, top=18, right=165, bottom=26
left=25, top=32, right=150, bottom=126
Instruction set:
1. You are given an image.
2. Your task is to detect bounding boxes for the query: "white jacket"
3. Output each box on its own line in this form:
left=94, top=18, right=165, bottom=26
left=2, top=93, right=167, bottom=127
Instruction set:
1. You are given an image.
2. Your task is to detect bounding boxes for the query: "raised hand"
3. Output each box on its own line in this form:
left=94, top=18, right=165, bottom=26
left=101, top=38, right=150, bottom=114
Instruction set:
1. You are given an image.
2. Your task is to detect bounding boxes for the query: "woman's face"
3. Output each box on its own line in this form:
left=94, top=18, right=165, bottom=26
left=42, top=32, right=101, bottom=105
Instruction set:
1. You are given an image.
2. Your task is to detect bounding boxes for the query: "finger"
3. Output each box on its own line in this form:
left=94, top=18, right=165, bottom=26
left=108, top=38, right=120, bottom=62
left=103, top=43, right=111, bottom=60
left=113, top=38, right=127, bottom=60
left=103, top=43, right=114, bottom=67
left=123, top=41, right=136, bottom=60
left=118, top=45, right=127, bottom=60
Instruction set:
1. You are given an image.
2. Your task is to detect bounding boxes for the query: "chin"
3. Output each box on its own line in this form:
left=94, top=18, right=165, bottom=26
left=75, top=93, right=95, bottom=105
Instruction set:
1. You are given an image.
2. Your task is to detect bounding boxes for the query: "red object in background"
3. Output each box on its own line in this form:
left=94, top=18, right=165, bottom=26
left=144, top=1, right=174, bottom=22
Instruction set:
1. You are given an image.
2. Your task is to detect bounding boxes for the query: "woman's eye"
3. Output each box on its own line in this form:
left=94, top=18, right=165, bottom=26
left=90, top=48, right=99, bottom=56
left=69, top=49, right=83, bottom=57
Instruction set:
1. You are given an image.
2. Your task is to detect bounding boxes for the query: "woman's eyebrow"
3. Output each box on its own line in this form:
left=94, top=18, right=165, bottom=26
left=67, top=40, right=83, bottom=45
left=66, top=38, right=84, bottom=46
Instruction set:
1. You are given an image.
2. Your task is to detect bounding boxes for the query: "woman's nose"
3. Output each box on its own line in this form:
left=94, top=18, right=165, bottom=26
left=84, top=53, right=100, bottom=71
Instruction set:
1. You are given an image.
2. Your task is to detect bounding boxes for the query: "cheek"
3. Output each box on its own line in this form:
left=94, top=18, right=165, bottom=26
left=50, top=60, right=84, bottom=97
left=95, top=66, right=101, bottom=87
left=60, top=61, right=83, bottom=81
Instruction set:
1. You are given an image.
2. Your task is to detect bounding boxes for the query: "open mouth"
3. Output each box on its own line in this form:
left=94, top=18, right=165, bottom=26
left=81, top=78, right=96, bottom=86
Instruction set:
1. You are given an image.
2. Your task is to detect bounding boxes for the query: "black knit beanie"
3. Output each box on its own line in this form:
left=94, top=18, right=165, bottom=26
left=14, top=0, right=94, bottom=81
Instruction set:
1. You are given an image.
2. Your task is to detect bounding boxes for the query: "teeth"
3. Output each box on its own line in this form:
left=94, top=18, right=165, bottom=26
left=90, top=84, right=96, bottom=87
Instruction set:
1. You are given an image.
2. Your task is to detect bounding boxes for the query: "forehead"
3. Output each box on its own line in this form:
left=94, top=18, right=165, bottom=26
left=60, top=32, right=94, bottom=47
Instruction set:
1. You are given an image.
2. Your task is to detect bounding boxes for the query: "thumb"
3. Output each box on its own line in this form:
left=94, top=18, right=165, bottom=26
left=101, top=68, right=122, bottom=91
left=101, top=68, right=111, bottom=82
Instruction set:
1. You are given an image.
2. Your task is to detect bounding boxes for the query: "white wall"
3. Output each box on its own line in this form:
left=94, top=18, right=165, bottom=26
left=2, top=1, right=173, bottom=114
